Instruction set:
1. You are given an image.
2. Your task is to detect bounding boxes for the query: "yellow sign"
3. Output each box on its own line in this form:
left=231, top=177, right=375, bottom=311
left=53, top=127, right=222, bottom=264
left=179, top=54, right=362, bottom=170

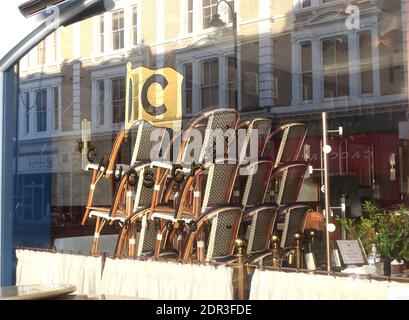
left=125, top=63, right=183, bottom=134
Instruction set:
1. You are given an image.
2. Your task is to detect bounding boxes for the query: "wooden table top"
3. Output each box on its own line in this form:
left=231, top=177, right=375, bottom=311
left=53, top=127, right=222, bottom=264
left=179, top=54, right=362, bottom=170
left=0, top=284, right=76, bottom=300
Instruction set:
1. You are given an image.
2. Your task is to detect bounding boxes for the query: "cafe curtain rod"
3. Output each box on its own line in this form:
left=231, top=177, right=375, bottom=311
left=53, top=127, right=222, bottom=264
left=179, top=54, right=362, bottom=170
left=102, top=253, right=240, bottom=268
left=15, top=246, right=239, bottom=268
left=15, top=246, right=104, bottom=257
left=246, top=263, right=409, bottom=284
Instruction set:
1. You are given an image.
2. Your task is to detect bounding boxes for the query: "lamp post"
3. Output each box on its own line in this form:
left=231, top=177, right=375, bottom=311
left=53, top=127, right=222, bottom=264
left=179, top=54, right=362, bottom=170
left=209, top=1, right=238, bottom=111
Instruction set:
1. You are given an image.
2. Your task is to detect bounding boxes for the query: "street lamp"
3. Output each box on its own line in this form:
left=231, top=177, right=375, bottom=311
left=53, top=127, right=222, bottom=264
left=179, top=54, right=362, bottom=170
left=209, top=1, right=238, bottom=111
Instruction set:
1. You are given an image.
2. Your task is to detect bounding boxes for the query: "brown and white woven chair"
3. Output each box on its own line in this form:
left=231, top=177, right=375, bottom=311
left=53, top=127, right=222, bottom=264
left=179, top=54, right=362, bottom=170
left=237, top=117, right=272, bottom=163
left=82, top=120, right=165, bottom=225
left=111, top=163, right=162, bottom=258
left=268, top=161, right=309, bottom=206
left=264, top=122, right=307, bottom=167
left=278, top=204, right=310, bottom=251
left=248, top=161, right=311, bottom=266
left=150, top=108, right=239, bottom=207
left=85, top=120, right=166, bottom=254
left=239, top=160, right=277, bottom=258
left=81, top=127, right=126, bottom=226
left=231, top=117, right=272, bottom=203
left=149, top=158, right=241, bottom=262
left=249, top=203, right=311, bottom=266
left=114, top=108, right=239, bottom=258
left=264, top=122, right=307, bottom=202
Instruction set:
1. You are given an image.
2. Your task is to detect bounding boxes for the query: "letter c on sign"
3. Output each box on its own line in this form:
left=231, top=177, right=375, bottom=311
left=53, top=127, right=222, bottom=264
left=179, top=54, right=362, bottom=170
left=141, top=74, right=168, bottom=116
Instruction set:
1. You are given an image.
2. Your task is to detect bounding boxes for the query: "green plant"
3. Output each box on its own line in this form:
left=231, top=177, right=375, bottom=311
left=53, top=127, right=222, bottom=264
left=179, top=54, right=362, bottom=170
left=336, top=202, right=409, bottom=260
left=337, top=201, right=377, bottom=253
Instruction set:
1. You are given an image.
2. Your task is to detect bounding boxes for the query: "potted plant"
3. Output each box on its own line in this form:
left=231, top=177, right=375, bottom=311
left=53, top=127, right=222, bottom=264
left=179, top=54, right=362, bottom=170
left=337, top=201, right=409, bottom=276
left=336, top=201, right=377, bottom=253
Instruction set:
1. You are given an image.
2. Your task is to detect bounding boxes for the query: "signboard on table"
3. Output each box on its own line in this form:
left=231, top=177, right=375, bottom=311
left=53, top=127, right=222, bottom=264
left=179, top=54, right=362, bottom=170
left=331, top=240, right=367, bottom=269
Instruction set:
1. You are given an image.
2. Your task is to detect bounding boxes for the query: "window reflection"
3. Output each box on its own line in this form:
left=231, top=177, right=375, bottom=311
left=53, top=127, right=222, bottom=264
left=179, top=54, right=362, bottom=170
left=12, top=0, right=409, bottom=247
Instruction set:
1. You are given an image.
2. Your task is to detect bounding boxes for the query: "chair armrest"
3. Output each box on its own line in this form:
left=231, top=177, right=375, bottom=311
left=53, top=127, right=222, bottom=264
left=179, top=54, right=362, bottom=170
left=150, top=161, right=191, bottom=174
left=243, top=204, right=278, bottom=220
left=195, top=205, right=243, bottom=224
left=84, top=163, right=130, bottom=175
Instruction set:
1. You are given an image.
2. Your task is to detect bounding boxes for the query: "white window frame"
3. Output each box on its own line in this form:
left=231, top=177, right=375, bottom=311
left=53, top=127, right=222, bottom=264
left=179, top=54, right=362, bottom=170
left=294, top=0, right=344, bottom=12
left=285, top=13, right=398, bottom=114
left=96, top=79, right=105, bottom=126
left=20, top=31, right=60, bottom=72
left=46, top=31, right=60, bottom=65
left=90, top=64, right=127, bottom=133
left=19, top=77, right=62, bottom=140
left=130, top=5, right=141, bottom=48
left=320, top=33, right=350, bottom=100
left=51, top=86, right=60, bottom=132
left=177, top=43, right=242, bottom=114
left=97, top=15, right=105, bottom=53
left=112, top=9, right=125, bottom=51
left=93, top=0, right=141, bottom=57
left=357, top=29, right=374, bottom=97
left=37, top=39, right=47, bottom=66
left=300, top=41, right=313, bottom=104
left=20, top=91, right=31, bottom=136
left=180, top=0, right=239, bottom=37
left=200, top=57, right=220, bottom=110
left=111, top=76, right=126, bottom=125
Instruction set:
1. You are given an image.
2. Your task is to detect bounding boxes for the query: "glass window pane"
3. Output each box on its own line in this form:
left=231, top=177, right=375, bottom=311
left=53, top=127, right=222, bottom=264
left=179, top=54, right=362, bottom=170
left=201, top=58, right=219, bottom=109
left=322, top=39, right=334, bottom=68
left=8, top=0, right=409, bottom=283
left=302, top=73, right=313, bottom=101
left=112, top=10, right=124, bottom=50
left=52, top=87, right=59, bottom=131
left=112, top=78, right=125, bottom=123
left=336, top=36, right=348, bottom=65
left=301, top=42, right=312, bottom=72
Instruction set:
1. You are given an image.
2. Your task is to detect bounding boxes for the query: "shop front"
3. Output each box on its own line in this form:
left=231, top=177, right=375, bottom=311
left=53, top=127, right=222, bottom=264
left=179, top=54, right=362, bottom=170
left=1, top=0, right=409, bottom=300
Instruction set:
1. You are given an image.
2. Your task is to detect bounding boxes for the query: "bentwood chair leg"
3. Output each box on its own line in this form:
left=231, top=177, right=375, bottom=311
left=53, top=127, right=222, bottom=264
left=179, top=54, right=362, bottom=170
left=154, top=233, right=161, bottom=257
left=115, top=225, right=128, bottom=257
left=183, top=231, right=198, bottom=261
left=82, top=171, right=98, bottom=225
left=128, top=223, right=136, bottom=257
left=82, top=207, right=91, bottom=226
left=153, top=228, right=167, bottom=257
left=177, top=230, right=184, bottom=260
left=91, top=217, right=101, bottom=255
left=197, top=229, right=205, bottom=262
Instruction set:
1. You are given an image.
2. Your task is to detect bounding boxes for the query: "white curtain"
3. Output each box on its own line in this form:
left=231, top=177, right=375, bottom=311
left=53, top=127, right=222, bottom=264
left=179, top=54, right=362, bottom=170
left=249, top=269, right=409, bottom=300
left=99, top=258, right=234, bottom=299
left=16, top=249, right=102, bottom=295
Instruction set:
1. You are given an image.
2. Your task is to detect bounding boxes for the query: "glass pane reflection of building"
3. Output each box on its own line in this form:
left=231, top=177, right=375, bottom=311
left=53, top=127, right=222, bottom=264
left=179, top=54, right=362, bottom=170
left=14, top=0, right=409, bottom=251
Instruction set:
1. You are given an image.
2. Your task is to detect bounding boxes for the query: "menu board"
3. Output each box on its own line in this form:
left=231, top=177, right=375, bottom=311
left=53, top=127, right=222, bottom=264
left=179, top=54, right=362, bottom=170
left=336, top=240, right=365, bottom=265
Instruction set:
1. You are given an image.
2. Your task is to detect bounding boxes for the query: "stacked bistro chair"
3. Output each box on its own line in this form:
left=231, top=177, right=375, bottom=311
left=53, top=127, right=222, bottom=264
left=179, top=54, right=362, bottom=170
left=151, top=158, right=242, bottom=262
left=238, top=160, right=309, bottom=263
left=82, top=120, right=167, bottom=254
left=237, top=117, right=272, bottom=162
left=263, top=122, right=307, bottom=167
left=114, top=108, right=239, bottom=258
left=81, top=127, right=127, bottom=226
left=238, top=119, right=311, bottom=266
left=247, top=161, right=311, bottom=266
left=264, top=122, right=307, bottom=203
left=238, top=160, right=277, bottom=259
left=231, top=117, right=272, bottom=203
